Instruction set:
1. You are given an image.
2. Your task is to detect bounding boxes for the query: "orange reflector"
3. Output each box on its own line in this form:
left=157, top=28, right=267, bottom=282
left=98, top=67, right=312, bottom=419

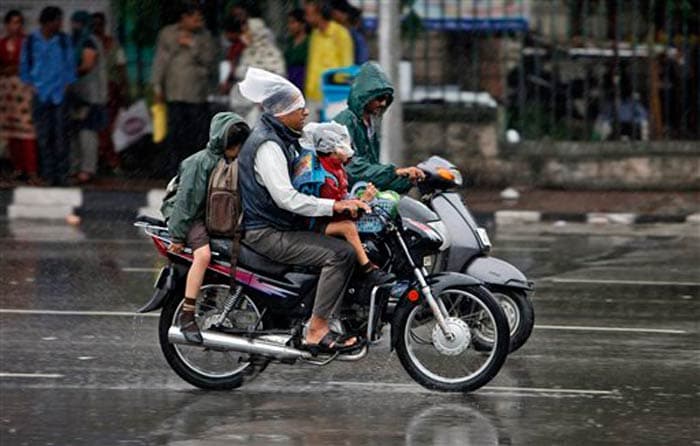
left=407, top=290, right=420, bottom=302
left=436, top=168, right=455, bottom=181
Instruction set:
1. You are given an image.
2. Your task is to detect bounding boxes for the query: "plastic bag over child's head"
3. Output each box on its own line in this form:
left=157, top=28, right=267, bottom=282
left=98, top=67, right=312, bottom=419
left=238, top=67, right=306, bottom=117
left=300, top=121, right=355, bottom=158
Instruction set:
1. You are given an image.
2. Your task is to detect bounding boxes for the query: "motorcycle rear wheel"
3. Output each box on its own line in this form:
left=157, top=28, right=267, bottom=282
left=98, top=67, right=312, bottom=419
left=394, top=285, right=509, bottom=392
left=159, top=284, right=266, bottom=390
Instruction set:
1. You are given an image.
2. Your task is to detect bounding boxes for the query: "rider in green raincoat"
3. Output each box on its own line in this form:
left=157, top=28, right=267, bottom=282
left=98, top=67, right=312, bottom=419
left=334, top=62, right=424, bottom=193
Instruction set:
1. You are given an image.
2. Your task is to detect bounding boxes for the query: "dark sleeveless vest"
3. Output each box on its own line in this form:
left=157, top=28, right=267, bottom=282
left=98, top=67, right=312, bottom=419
left=239, top=113, right=302, bottom=231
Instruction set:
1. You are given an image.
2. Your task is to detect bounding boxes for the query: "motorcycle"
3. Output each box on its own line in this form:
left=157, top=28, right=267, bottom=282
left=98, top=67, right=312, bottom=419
left=397, top=156, right=535, bottom=353
left=135, top=203, right=510, bottom=393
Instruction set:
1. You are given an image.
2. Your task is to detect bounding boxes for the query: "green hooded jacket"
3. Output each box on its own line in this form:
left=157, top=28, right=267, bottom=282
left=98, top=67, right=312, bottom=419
left=334, top=62, right=412, bottom=193
left=161, top=112, right=246, bottom=243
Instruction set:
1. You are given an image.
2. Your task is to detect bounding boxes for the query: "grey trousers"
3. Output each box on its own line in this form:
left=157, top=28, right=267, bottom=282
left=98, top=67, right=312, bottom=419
left=244, top=227, right=356, bottom=318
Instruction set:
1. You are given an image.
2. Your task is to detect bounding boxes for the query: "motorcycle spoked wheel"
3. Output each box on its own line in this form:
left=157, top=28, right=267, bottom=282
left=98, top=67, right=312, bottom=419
left=159, top=284, right=268, bottom=390
left=394, top=285, right=509, bottom=393
left=471, top=288, right=534, bottom=353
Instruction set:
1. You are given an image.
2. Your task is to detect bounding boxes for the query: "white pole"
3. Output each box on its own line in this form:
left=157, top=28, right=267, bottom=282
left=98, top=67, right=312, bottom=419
left=378, top=0, right=404, bottom=165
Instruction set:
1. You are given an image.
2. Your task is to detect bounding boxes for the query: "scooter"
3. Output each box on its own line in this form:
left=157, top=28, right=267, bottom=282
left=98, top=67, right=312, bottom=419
left=398, top=156, right=535, bottom=352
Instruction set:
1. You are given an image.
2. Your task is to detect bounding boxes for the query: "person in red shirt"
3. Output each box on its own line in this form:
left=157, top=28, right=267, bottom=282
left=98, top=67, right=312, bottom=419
left=302, top=122, right=392, bottom=285
left=0, top=10, right=39, bottom=184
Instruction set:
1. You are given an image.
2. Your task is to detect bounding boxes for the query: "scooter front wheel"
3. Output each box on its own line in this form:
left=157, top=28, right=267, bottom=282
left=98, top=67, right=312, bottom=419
left=471, top=288, right=534, bottom=353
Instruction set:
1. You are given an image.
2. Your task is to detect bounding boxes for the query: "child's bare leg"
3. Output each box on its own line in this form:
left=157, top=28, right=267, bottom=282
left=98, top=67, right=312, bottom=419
left=180, top=245, right=211, bottom=343
left=185, top=245, right=211, bottom=299
left=325, top=220, right=369, bottom=265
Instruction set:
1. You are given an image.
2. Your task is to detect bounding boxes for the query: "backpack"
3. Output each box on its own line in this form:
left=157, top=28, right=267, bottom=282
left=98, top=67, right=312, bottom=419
left=206, top=158, right=241, bottom=238
left=292, top=148, right=337, bottom=197
left=292, top=148, right=337, bottom=230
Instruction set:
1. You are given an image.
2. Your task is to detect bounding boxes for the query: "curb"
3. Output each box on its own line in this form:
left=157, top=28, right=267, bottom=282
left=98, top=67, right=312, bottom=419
left=493, top=210, right=700, bottom=226
left=0, top=187, right=698, bottom=226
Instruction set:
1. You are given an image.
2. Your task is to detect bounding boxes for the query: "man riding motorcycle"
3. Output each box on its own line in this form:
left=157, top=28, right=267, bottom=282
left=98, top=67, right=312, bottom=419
left=237, top=68, right=370, bottom=353
left=333, top=62, right=425, bottom=192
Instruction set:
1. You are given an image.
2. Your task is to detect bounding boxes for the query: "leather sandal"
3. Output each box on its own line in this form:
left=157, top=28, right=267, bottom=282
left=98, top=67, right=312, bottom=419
left=302, top=331, right=363, bottom=355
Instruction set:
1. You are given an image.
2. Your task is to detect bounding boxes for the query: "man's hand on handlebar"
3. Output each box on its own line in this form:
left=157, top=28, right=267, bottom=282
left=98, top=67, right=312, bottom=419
left=395, top=166, right=426, bottom=182
left=333, top=199, right=371, bottom=218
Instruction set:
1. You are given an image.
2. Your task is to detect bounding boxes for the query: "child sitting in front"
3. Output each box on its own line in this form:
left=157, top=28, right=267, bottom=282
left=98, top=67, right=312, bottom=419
left=296, top=121, right=393, bottom=285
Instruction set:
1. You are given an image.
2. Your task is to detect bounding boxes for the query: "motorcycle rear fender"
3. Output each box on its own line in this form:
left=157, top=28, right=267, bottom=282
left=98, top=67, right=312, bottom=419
left=137, top=265, right=182, bottom=313
left=389, top=272, right=483, bottom=350
left=464, top=256, right=534, bottom=291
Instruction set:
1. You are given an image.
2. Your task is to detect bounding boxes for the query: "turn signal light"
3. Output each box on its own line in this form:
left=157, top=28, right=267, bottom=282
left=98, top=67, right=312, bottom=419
left=407, top=289, right=420, bottom=302
left=436, top=168, right=455, bottom=181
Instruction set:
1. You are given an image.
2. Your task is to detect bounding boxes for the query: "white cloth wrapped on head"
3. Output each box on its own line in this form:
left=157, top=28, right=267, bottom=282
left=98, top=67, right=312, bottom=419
left=299, top=121, right=354, bottom=158
left=238, top=67, right=306, bottom=117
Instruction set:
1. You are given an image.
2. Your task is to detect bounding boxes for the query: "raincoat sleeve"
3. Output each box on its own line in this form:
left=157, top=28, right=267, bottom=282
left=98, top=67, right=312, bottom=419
left=339, top=117, right=413, bottom=193
left=167, top=161, right=208, bottom=244
left=345, top=154, right=412, bottom=193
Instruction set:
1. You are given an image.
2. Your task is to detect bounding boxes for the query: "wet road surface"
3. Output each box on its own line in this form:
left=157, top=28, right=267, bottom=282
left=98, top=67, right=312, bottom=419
left=0, top=220, right=698, bottom=445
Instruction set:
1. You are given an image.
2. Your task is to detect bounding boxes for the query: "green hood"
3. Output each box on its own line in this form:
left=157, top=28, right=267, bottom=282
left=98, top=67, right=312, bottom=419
left=206, top=112, right=247, bottom=156
left=161, top=111, right=246, bottom=243
left=347, top=62, right=394, bottom=117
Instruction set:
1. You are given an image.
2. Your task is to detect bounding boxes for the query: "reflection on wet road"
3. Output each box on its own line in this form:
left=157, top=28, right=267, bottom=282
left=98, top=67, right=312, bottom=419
left=0, top=220, right=698, bottom=445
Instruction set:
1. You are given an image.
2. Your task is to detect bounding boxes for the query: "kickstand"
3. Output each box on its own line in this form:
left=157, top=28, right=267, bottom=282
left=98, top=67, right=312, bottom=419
left=248, top=307, right=266, bottom=333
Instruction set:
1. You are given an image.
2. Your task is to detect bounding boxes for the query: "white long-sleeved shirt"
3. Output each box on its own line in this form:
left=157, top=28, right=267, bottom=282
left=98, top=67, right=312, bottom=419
left=253, top=141, right=335, bottom=217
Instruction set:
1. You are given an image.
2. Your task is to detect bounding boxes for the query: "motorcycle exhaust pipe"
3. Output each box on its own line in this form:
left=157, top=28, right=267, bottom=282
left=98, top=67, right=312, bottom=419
left=168, top=326, right=314, bottom=360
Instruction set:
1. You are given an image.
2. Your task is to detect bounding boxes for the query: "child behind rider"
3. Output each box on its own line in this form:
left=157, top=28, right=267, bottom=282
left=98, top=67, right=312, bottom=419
left=300, top=121, right=393, bottom=285
left=161, top=112, right=250, bottom=344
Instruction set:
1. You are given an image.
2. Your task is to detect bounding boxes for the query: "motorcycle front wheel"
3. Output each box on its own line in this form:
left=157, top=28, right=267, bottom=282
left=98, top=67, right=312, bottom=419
left=394, top=285, right=509, bottom=392
left=159, top=284, right=267, bottom=390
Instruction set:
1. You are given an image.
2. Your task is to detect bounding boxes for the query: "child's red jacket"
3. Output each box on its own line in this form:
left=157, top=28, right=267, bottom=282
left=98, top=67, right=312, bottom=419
left=319, top=155, right=349, bottom=201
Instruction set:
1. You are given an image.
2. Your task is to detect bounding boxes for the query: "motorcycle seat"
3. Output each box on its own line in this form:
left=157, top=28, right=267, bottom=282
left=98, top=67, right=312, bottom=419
left=135, top=214, right=166, bottom=227
left=209, top=238, right=320, bottom=275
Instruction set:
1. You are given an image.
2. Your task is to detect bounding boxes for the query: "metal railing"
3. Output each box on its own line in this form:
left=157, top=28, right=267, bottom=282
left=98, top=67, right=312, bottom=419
left=355, top=0, right=699, bottom=141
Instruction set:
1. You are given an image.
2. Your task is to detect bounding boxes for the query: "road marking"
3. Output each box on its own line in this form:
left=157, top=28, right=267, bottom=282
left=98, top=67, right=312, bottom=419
left=535, top=325, right=687, bottom=334
left=0, top=309, right=158, bottom=317
left=543, top=278, right=700, bottom=287
left=122, top=267, right=161, bottom=273
left=493, top=247, right=550, bottom=253
left=0, top=238, right=147, bottom=245
left=0, top=373, right=64, bottom=379
left=0, top=309, right=686, bottom=334
left=496, top=235, right=557, bottom=242
left=323, top=381, right=616, bottom=396
left=481, top=386, right=615, bottom=395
